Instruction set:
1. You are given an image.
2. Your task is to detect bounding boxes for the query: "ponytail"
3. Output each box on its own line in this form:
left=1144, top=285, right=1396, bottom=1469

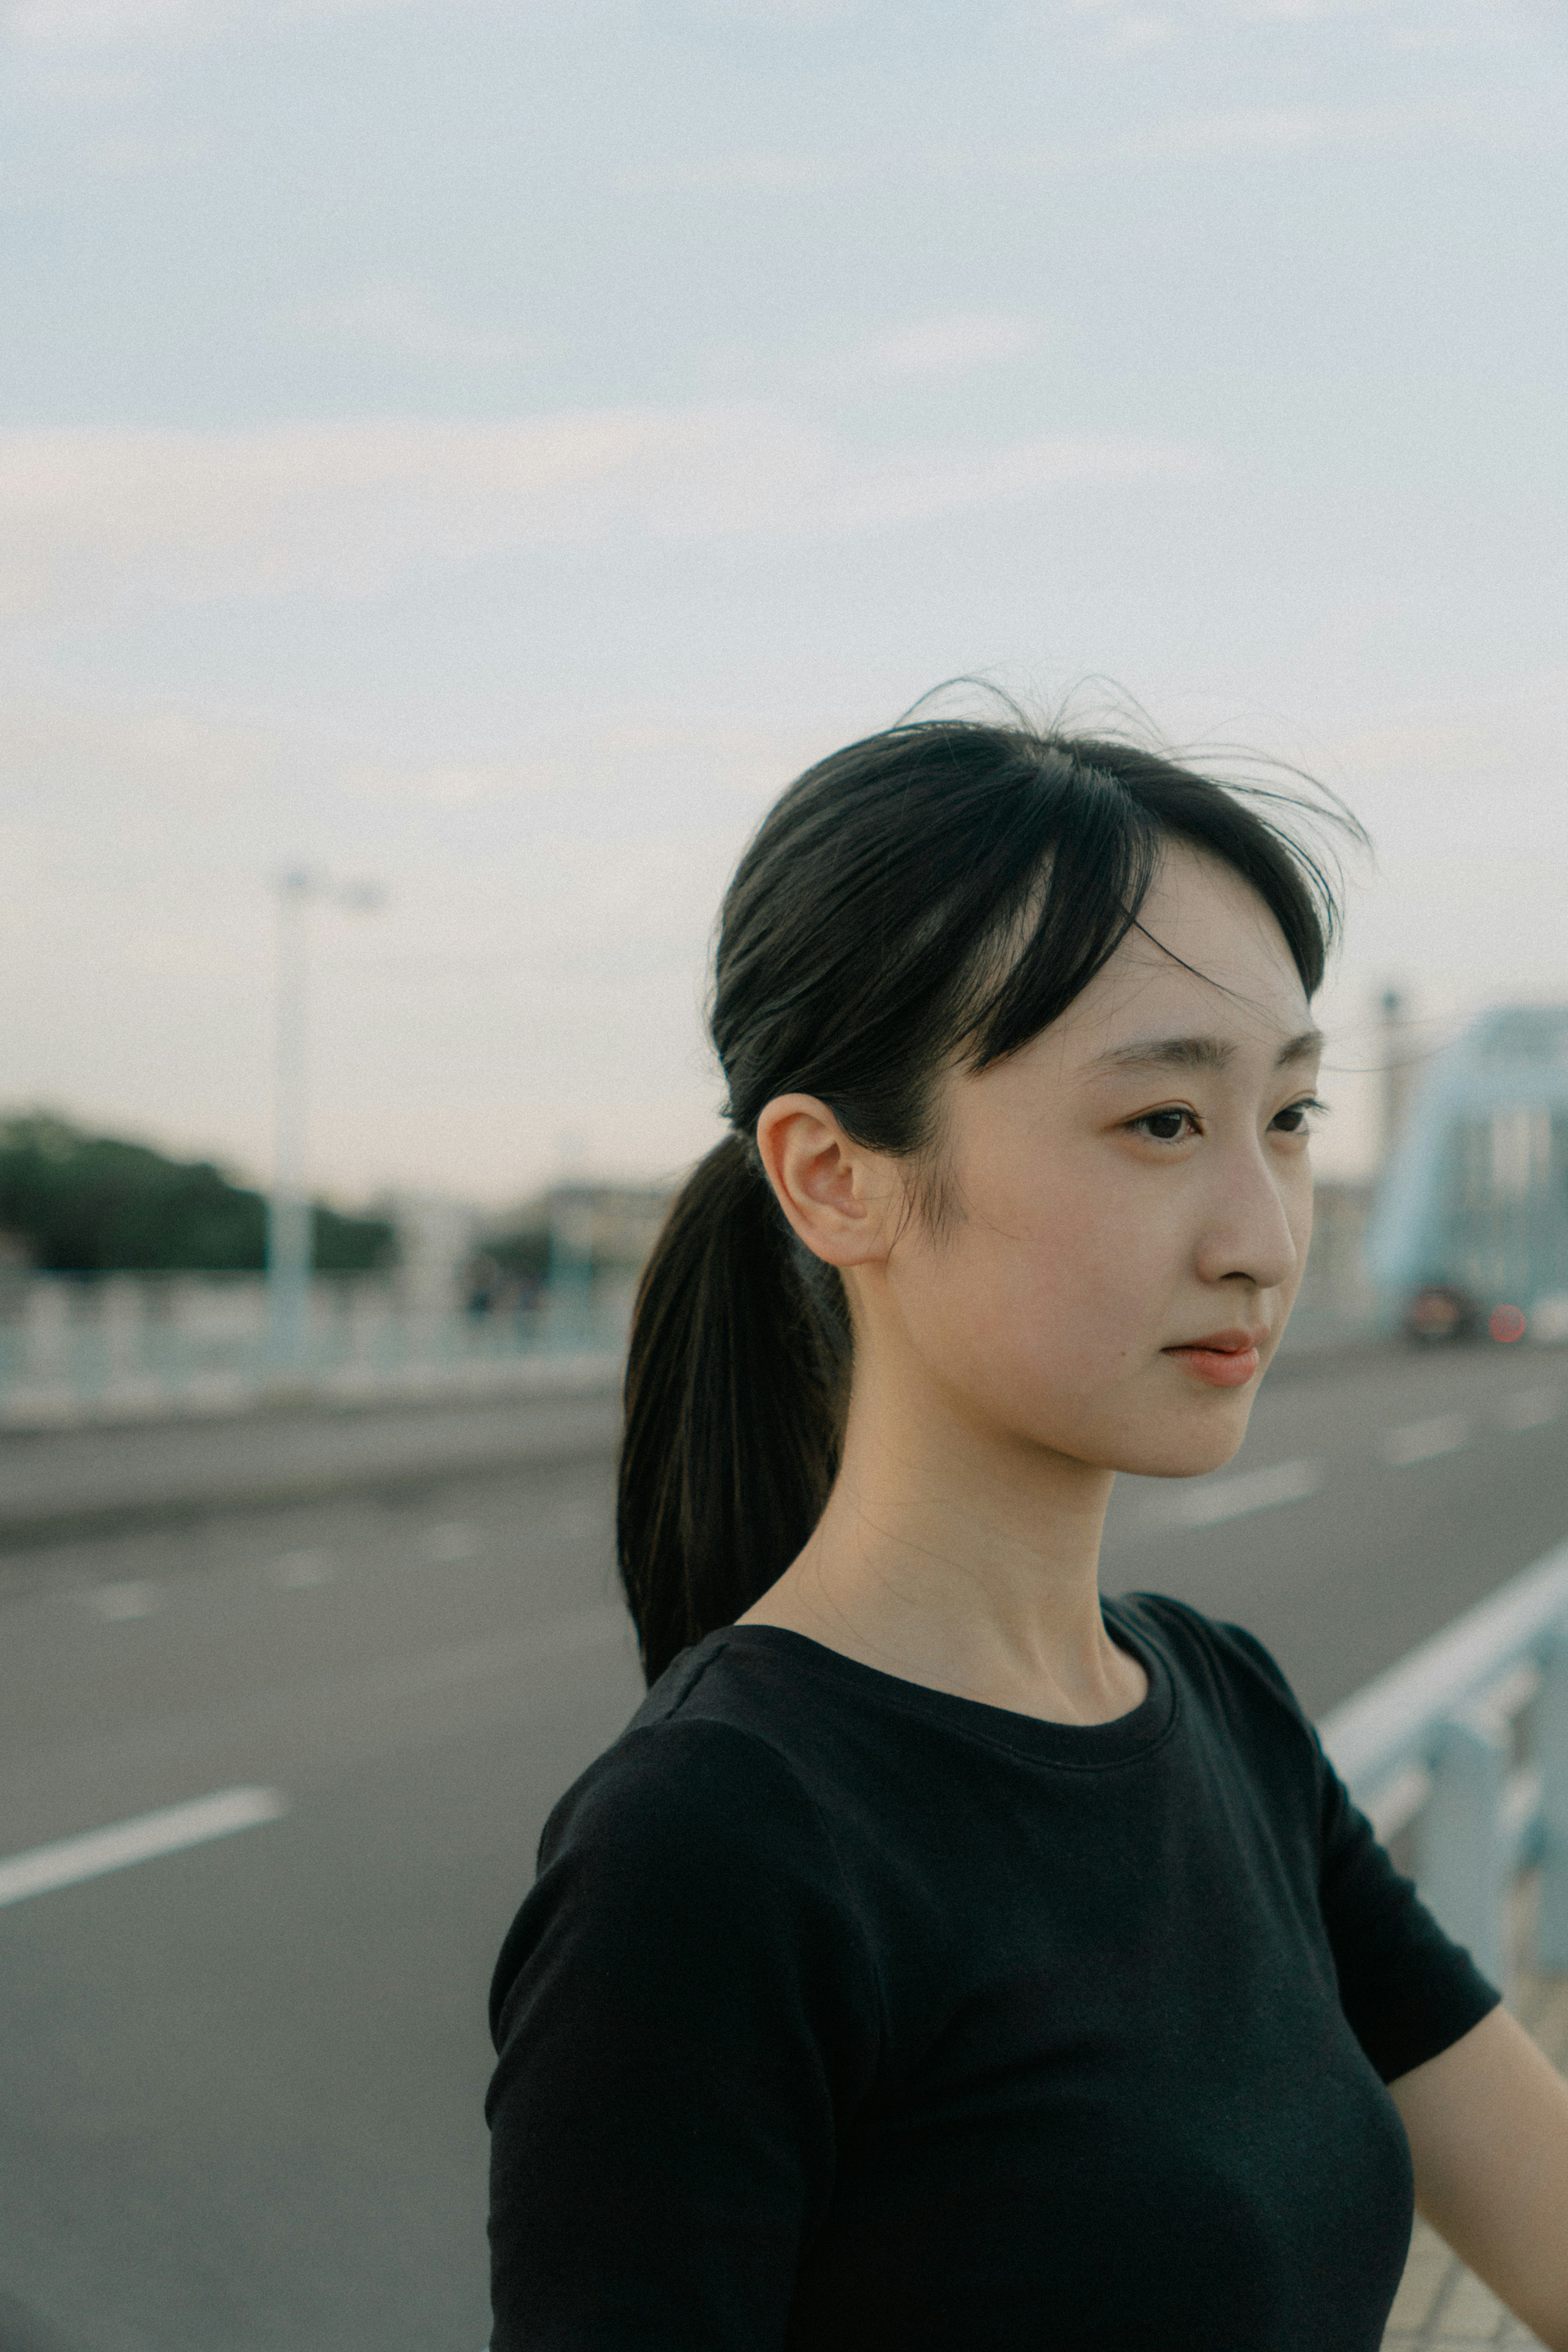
left=618, top=1135, right=848, bottom=1683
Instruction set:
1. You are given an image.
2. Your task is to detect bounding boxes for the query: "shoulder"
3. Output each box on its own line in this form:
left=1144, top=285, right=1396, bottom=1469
left=540, top=1705, right=832, bottom=1885
left=490, top=1695, right=880, bottom=2051
left=546, top=1630, right=836, bottom=1855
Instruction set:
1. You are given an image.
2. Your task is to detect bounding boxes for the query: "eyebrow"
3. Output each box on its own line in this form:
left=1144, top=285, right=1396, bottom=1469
left=1087, top=1028, right=1326, bottom=1077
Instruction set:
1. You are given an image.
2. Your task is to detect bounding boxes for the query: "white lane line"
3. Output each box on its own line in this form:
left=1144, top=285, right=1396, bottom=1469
left=81, top=1581, right=161, bottom=1621
left=1380, top=1413, right=1470, bottom=1467
left=0, top=1787, right=287, bottom=1910
left=1170, top=1458, right=1321, bottom=1527
left=274, top=1548, right=335, bottom=1588
left=1499, top=1387, right=1561, bottom=1431
left=548, top=1501, right=602, bottom=1541
left=423, top=1521, right=485, bottom=1565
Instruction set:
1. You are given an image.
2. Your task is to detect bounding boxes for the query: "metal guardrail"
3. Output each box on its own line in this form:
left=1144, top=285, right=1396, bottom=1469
left=1320, top=1543, right=1568, bottom=1993
left=0, top=1272, right=632, bottom=1429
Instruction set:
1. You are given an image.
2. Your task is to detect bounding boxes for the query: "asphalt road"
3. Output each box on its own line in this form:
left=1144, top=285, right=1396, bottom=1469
left=0, top=1342, right=1565, bottom=2352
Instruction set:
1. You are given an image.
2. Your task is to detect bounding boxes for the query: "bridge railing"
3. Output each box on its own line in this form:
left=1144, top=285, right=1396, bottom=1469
left=0, top=1270, right=632, bottom=1427
left=1319, top=1542, right=1568, bottom=1994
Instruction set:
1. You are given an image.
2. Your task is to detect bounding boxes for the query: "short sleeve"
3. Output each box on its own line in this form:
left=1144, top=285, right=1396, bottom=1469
left=1212, top=1612, right=1501, bottom=2083
left=486, top=1718, right=883, bottom=2352
left=1315, top=1757, right=1501, bottom=2082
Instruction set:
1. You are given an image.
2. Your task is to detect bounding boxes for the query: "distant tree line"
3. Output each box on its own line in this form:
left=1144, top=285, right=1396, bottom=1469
left=0, top=1115, right=396, bottom=1275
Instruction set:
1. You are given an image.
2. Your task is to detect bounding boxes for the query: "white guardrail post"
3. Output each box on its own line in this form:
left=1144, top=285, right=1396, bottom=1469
left=1540, top=1627, right=1568, bottom=1972
left=1320, top=1542, right=1568, bottom=1997
left=1416, top=1711, right=1510, bottom=1993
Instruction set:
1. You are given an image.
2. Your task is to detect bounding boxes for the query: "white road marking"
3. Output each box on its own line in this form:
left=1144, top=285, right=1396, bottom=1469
left=274, top=1548, right=334, bottom=1588
left=548, top=1501, right=602, bottom=1541
left=0, top=1787, right=287, bottom=1910
left=1499, top=1387, right=1561, bottom=1431
left=82, top=1581, right=161, bottom=1620
left=424, top=1521, right=484, bottom=1564
left=1381, top=1414, right=1470, bottom=1467
left=1170, top=1458, right=1321, bottom=1527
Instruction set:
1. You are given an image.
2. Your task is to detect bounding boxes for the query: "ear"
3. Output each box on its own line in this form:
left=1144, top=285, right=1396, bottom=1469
left=755, top=1095, right=894, bottom=1270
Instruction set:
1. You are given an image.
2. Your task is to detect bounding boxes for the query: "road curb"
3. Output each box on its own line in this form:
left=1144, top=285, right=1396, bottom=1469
left=0, top=1390, right=623, bottom=1558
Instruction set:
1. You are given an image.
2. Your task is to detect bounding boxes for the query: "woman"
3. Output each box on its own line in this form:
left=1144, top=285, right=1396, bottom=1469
left=487, top=714, right=1568, bottom=2349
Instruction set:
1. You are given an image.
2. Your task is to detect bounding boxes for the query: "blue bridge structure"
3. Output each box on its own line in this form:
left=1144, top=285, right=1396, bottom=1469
left=1365, top=1003, right=1568, bottom=1333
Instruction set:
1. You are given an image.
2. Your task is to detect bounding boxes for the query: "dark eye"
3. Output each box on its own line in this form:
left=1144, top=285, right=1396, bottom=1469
left=1272, top=1097, right=1324, bottom=1135
left=1134, top=1109, right=1196, bottom=1143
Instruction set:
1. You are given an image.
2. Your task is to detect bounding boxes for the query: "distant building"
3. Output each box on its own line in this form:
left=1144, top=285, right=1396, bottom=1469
left=1291, top=1176, right=1379, bottom=1344
left=466, top=1180, right=674, bottom=1337
left=378, top=1192, right=482, bottom=1316
left=543, top=1182, right=673, bottom=1284
left=1364, top=1005, right=1568, bottom=1333
left=1377, top=986, right=1420, bottom=1163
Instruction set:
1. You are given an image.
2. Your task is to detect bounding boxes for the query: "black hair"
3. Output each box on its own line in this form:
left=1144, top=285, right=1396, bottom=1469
left=618, top=711, right=1349, bottom=1682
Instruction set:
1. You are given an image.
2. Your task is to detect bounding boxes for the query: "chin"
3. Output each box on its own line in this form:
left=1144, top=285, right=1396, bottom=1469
left=1103, top=1401, right=1256, bottom=1483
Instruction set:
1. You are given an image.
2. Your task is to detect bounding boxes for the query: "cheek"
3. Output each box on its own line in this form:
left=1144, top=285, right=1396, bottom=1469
left=896, top=1162, right=1177, bottom=1389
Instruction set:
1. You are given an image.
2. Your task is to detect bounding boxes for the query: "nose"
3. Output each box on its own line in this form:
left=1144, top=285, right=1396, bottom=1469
left=1192, top=1136, right=1305, bottom=1299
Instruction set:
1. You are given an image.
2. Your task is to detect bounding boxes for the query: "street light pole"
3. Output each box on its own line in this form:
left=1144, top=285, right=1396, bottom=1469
left=267, top=868, right=384, bottom=1371
left=268, top=871, right=314, bottom=1367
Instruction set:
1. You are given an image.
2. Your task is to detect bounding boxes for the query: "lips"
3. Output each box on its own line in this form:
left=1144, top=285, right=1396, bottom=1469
left=1162, top=1327, right=1266, bottom=1390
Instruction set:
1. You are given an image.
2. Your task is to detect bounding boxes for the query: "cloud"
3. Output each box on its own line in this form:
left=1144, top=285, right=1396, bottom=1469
left=686, top=0, right=862, bottom=19
left=1103, top=12, right=1175, bottom=46
left=1085, top=0, right=1512, bottom=19
left=1065, top=1, right=1176, bottom=49
left=294, top=278, right=542, bottom=369
left=7, top=0, right=212, bottom=38
left=6, top=0, right=410, bottom=43
left=0, top=699, right=278, bottom=809
left=614, top=151, right=853, bottom=193
left=341, top=757, right=573, bottom=809
left=0, top=401, right=1199, bottom=615
left=1107, top=91, right=1525, bottom=159
left=823, top=312, right=1047, bottom=382
left=1064, top=0, right=1534, bottom=45
left=630, top=70, right=1552, bottom=207
left=1227, top=0, right=1427, bottom=17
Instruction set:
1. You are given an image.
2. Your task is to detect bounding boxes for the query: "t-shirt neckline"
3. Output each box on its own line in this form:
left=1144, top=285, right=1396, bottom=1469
left=709, top=1601, right=1177, bottom=1771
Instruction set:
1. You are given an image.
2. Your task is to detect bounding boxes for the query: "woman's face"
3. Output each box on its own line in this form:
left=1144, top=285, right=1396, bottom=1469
left=863, top=845, right=1323, bottom=1480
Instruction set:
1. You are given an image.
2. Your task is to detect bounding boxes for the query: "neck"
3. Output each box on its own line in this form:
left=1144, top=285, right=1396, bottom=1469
left=742, top=1338, right=1143, bottom=1727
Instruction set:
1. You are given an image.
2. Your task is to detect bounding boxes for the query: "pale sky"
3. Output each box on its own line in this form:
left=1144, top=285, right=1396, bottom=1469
left=2, top=0, right=1565, bottom=1208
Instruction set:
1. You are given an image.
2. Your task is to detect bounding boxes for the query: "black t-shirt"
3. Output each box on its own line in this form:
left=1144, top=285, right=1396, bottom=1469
left=486, top=1595, right=1498, bottom=2351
